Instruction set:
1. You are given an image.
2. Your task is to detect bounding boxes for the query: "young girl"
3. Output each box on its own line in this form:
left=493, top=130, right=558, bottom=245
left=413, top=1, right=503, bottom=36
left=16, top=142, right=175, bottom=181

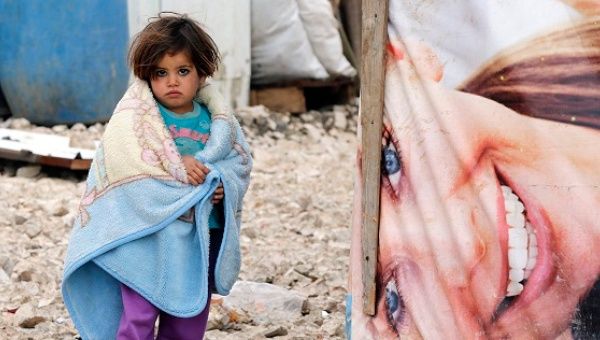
left=62, top=13, right=252, bottom=340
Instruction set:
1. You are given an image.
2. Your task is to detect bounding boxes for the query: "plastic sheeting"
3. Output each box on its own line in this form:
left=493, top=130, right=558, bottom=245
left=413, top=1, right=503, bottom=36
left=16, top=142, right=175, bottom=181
left=251, top=0, right=356, bottom=83
left=349, top=0, right=600, bottom=338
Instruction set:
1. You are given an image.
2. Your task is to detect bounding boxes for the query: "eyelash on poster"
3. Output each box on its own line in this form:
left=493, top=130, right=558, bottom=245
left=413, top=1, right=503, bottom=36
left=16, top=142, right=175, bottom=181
left=378, top=262, right=408, bottom=335
left=381, top=125, right=403, bottom=199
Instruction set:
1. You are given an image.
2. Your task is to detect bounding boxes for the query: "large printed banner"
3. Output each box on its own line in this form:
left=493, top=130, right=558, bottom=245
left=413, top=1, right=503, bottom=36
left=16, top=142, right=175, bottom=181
left=349, top=1, right=600, bottom=338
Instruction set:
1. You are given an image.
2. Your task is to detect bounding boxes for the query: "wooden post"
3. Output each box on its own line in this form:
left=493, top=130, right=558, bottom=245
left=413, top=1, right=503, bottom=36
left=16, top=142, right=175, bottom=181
left=360, top=0, right=388, bottom=316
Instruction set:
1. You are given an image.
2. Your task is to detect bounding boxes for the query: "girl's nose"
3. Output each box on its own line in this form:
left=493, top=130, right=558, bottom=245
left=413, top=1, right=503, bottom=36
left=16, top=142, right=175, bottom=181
left=167, top=75, right=178, bottom=86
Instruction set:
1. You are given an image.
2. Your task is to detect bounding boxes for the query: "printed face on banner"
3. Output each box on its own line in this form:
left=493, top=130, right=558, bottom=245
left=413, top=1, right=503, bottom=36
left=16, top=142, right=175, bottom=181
left=349, top=1, right=600, bottom=339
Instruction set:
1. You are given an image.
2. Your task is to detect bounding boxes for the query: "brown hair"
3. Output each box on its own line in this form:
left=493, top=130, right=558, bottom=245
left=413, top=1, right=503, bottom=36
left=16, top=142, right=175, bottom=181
left=460, top=17, right=600, bottom=130
left=128, top=12, right=220, bottom=81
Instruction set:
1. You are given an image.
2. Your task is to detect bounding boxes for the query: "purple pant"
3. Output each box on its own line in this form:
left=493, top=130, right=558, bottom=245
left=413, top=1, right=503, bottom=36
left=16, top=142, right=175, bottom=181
left=116, top=284, right=210, bottom=340
left=117, top=227, right=223, bottom=340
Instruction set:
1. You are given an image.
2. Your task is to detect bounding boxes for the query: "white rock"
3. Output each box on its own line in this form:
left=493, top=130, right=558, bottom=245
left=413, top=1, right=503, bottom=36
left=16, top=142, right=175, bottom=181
left=46, top=200, right=69, bottom=217
left=222, top=281, right=307, bottom=325
left=24, top=221, right=42, bottom=238
left=0, top=256, right=15, bottom=276
left=16, top=165, right=41, bottom=178
left=88, top=123, right=104, bottom=134
left=300, top=112, right=315, bottom=123
left=333, top=110, right=347, bottom=130
left=51, top=125, right=68, bottom=133
left=15, top=302, right=46, bottom=328
left=70, top=123, right=86, bottom=132
left=301, top=124, right=322, bottom=141
left=38, top=297, right=54, bottom=308
left=9, top=118, right=32, bottom=129
left=264, top=326, right=288, bottom=338
left=0, top=268, right=10, bottom=284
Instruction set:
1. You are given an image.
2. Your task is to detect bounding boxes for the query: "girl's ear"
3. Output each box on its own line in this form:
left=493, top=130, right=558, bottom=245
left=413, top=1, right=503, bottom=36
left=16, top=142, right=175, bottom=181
left=196, top=76, right=207, bottom=94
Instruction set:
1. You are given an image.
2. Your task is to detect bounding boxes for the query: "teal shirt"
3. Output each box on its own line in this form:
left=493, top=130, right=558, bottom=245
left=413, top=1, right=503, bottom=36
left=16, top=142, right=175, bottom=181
left=158, top=100, right=223, bottom=229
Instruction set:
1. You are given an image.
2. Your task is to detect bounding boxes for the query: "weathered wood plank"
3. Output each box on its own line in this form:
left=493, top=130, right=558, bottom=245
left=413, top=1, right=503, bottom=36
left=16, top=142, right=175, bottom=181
left=250, top=86, right=306, bottom=113
left=360, top=0, right=388, bottom=316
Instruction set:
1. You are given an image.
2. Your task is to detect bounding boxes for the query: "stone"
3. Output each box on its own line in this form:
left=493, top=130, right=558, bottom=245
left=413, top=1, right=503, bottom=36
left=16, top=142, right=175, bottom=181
left=237, top=105, right=270, bottom=127
left=321, top=111, right=335, bottom=131
left=70, top=123, right=86, bottom=132
left=325, top=298, right=338, bottom=313
left=269, top=132, right=285, bottom=140
left=24, top=221, right=42, bottom=238
left=264, top=326, right=288, bottom=338
left=301, top=124, right=322, bottom=141
left=222, top=281, right=308, bottom=325
left=333, top=110, right=347, bottom=130
left=15, top=302, right=46, bottom=328
left=16, top=165, right=41, bottom=179
left=37, top=297, right=54, bottom=308
left=0, top=268, right=10, bottom=284
left=46, top=200, right=69, bottom=217
left=51, top=125, right=68, bottom=133
left=323, top=319, right=346, bottom=337
left=14, top=212, right=30, bottom=225
left=17, top=270, right=33, bottom=282
left=88, top=123, right=104, bottom=134
left=300, top=112, right=315, bottom=123
left=255, top=116, right=270, bottom=135
left=275, top=120, right=288, bottom=133
left=0, top=256, right=15, bottom=276
left=241, top=227, right=257, bottom=239
left=9, top=118, right=32, bottom=129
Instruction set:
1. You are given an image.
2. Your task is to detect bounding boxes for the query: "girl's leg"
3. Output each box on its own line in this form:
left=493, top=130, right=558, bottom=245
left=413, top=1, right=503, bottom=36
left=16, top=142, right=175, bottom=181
left=156, top=300, right=211, bottom=340
left=156, top=227, right=221, bottom=339
left=117, top=284, right=160, bottom=340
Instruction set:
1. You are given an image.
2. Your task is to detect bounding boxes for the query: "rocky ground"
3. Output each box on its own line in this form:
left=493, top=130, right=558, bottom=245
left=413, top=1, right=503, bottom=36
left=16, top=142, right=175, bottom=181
left=0, top=104, right=358, bottom=339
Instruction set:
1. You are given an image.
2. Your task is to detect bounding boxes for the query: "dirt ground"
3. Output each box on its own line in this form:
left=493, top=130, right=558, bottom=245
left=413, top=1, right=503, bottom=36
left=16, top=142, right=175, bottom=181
left=0, top=106, right=357, bottom=339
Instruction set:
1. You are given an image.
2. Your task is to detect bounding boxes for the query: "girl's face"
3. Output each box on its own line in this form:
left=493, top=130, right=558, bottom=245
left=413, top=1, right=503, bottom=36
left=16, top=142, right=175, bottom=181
left=149, top=51, right=204, bottom=114
left=351, top=50, right=600, bottom=339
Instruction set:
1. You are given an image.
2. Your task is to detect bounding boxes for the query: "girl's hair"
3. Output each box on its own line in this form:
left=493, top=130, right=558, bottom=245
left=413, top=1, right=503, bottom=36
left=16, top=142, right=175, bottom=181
left=128, top=12, right=220, bottom=81
left=459, top=17, right=600, bottom=130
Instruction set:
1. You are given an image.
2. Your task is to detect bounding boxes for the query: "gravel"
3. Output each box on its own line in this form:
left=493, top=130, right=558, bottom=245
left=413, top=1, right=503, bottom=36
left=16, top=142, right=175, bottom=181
left=0, top=104, right=357, bottom=339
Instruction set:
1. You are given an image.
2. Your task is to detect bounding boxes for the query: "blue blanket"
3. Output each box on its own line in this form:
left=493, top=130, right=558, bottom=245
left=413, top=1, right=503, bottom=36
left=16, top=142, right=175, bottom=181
left=61, top=79, right=252, bottom=339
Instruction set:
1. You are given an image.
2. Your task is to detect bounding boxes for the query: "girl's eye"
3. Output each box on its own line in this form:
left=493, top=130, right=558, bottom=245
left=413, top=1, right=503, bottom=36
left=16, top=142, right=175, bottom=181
left=385, top=280, right=406, bottom=333
left=155, top=69, right=167, bottom=77
left=178, top=68, right=190, bottom=76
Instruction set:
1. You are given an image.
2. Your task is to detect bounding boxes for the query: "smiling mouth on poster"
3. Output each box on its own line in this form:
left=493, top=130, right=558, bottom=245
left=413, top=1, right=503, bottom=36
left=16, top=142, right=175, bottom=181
left=350, top=0, right=600, bottom=339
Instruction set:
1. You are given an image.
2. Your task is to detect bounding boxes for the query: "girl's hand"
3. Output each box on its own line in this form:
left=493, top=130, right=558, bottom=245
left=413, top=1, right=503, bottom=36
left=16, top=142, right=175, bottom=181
left=212, top=183, right=224, bottom=204
left=182, top=155, right=210, bottom=185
